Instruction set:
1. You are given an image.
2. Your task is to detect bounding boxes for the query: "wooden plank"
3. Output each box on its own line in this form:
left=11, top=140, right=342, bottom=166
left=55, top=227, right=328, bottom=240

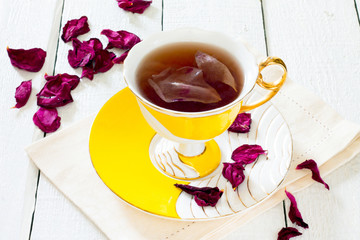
left=263, top=0, right=360, bottom=238
left=30, top=0, right=162, bottom=239
left=0, top=0, right=63, bottom=239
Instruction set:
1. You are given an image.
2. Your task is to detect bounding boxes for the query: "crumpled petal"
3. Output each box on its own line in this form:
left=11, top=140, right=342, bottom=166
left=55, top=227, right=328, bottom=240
left=68, top=38, right=95, bottom=68
left=44, top=73, right=80, bottom=90
left=174, top=184, right=223, bottom=207
left=231, top=144, right=267, bottom=164
left=94, top=49, right=116, bottom=73
left=222, top=162, right=245, bottom=190
left=195, top=51, right=237, bottom=91
left=7, top=47, right=46, bottom=72
left=14, top=80, right=32, bottom=108
left=149, top=67, right=221, bottom=103
left=85, top=38, right=103, bottom=51
left=33, top=107, right=61, bottom=133
left=61, top=16, right=90, bottom=43
left=296, top=159, right=329, bottom=190
left=285, top=190, right=309, bottom=229
left=113, top=50, right=129, bottom=64
left=117, top=0, right=152, bottom=14
left=81, top=66, right=95, bottom=80
left=101, top=29, right=141, bottom=50
left=277, top=227, right=302, bottom=240
left=228, top=113, right=252, bottom=133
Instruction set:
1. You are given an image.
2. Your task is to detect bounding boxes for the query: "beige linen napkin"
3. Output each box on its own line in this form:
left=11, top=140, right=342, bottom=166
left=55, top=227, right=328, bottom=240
left=26, top=77, right=360, bottom=240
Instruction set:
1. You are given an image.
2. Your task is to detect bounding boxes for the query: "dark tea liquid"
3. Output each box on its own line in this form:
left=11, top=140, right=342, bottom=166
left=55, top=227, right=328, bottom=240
left=136, top=42, right=244, bottom=112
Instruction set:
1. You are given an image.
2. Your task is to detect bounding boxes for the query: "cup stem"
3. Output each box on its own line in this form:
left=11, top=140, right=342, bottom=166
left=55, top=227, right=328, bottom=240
left=175, top=142, right=205, bottom=157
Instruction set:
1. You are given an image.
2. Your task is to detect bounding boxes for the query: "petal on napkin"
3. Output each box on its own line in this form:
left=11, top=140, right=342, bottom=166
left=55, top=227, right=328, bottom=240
left=14, top=80, right=32, bottom=108
left=7, top=47, right=46, bottom=72
left=296, top=159, right=330, bottom=190
left=33, top=107, right=61, bottom=133
left=44, top=73, right=80, bottom=90
left=222, top=162, right=245, bottom=190
left=174, top=184, right=223, bottom=207
left=101, top=29, right=141, bottom=50
left=68, top=39, right=96, bottom=68
left=228, top=113, right=252, bottom=133
left=148, top=67, right=221, bottom=104
left=277, top=227, right=302, bottom=240
left=195, top=51, right=237, bottom=91
left=117, top=0, right=152, bottom=14
left=231, top=144, right=267, bottom=164
left=61, top=16, right=90, bottom=43
left=285, top=190, right=309, bottom=229
left=113, top=50, right=129, bottom=64
left=94, top=49, right=116, bottom=73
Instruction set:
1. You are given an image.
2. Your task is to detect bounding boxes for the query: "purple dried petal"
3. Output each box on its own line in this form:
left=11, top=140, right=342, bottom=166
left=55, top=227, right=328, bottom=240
left=113, top=50, right=129, bottom=64
left=174, top=184, right=223, bottom=207
left=296, top=159, right=329, bottom=190
left=94, top=49, right=116, bottom=73
left=231, top=144, right=267, bottom=164
left=68, top=39, right=95, bottom=68
left=61, top=16, right=90, bottom=43
left=44, top=73, right=80, bottom=90
left=277, top=227, right=302, bottom=240
left=85, top=38, right=103, bottom=51
left=33, top=107, right=61, bottom=133
left=117, top=0, right=152, bottom=14
left=101, top=29, right=141, bottom=50
left=285, top=190, right=309, bottom=229
left=81, top=66, right=95, bottom=80
left=228, top=113, right=252, bottom=133
left=14, top=80, right=32, bottom=108
left=222, top=162, right=245, bottom=190
left=7, top=47, right=46, bottom=72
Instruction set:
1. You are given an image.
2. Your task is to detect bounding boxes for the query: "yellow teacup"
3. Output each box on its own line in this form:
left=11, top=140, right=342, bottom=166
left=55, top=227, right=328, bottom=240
left=123, top=29, right=286, bottom=179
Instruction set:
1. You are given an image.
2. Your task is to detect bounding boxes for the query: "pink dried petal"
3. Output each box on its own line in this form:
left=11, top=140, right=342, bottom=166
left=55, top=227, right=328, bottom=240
left=117, top=0, right=152, bottom=14
left=228, top=113, right=252, bottom=133
left=37, top=83, right=73, bottom=108
left=113, top=50, right=129, bottom=64
left=7, top=47, right=46, bottom=72
left=68, top=39, right=95, bottom=68
left=277, top=227, right=302, bottom=240
left=222, top=162, right=245, bottom=190
left=61, top=16, right=90, bottom=43
left=296, top=159, right=329, bottom=190
left=174, top=184, right=223, bottom=207
left=285, top=190, right=309, bottom=229
left=101, top=29, right=141, bottom=50
left=33, top=107, right=61, bottom=133
left=94, top=49, right=116, bottom=73
left=44, top=73, right=80, bottom=90
left=195, top=51, right=237, bottom=91
left=81, top=66, right=95, bottom=80
left=14, top=80, right=32, bottom=108
left=85, top=38, right=103, bottom=51
left=231, top=144, right=267, bottom=164
left=149, top=67, right=221, bottom=104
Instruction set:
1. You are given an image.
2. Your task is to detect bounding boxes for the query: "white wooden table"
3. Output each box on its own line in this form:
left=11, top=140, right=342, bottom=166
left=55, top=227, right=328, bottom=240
left=1, top=0, right=360, bottom=239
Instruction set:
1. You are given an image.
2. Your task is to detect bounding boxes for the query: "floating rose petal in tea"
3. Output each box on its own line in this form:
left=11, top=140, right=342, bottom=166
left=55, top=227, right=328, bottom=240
left=195, top=51, right=237, bottom=91
left=285, top=190, right=309, bottom=229
left=228, top=113, right=252, bottom=133
left=113, top=50, right=129, bottom=64
left=296, top=159, right=329, bottom=190
left=7, top=47, right=46, bottom=72
left=277, top=227, right=302, bottom=240
left=174, top=184, right=223, bottom=207
left=14, top=80, right=32, bottom=109
left=117, top=0, right=152, bottom=14
left=101, top=29, right=141, bottom=50
left=149, top=67, right=221, bottom=104
left=222, top=162, right=245, bottom=190
left=231, top=144, right=267, bottom=164
left=68, top=39, right=96, bottom=68
left=61, top=16, right=90, bottom=43
left=33, top=107, right=61, bottom=133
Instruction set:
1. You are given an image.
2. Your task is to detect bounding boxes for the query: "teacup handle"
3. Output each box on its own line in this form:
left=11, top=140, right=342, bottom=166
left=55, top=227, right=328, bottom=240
left=241, top=57, right=287, bottom=112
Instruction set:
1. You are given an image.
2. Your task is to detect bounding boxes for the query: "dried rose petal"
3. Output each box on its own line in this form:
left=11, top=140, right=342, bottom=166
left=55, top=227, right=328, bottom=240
left=296, top=159, right=329, bottom=190
left=285, top=190, right=309, bottom=229
left=228, top=113, right=252, bottom=133
left=85, top=38, right=103, bottom=51
left=7, top=47, right=46, bottom=72
left=61, top=16, right=90, bottom=43
left=277, top=227, right=302, bottom=240
left=222, top=162, right=245, bottom=190
left=113, top=50, right=129, bottom=64
left=81, top=66, right=94, bottom=80
left=117, top=0, right=152, bottom=14
left=68, top=39, right=95, bottom=68
left=101, top=29, right=141, bottom=50
left=174, top=184, right=223, bottom=207
left=94, top=49, right=116, bottom=73
left=44, top=73, right=80, bottom=90
left=33, top=107, right=61, bottom=133
left=231, top=144, right=267, bottom=164
left=14, top=80, right=32, bottom=108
